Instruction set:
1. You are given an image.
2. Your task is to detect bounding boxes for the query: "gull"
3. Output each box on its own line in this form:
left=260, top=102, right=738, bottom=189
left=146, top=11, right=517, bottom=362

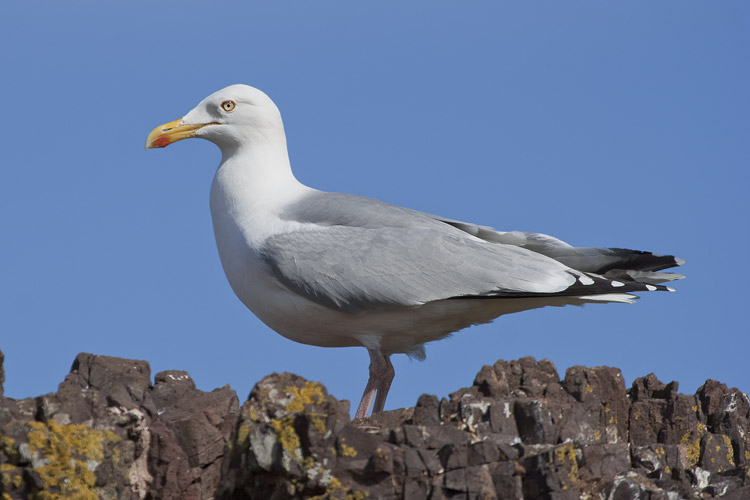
left=146, top=84, right=684, bottom=418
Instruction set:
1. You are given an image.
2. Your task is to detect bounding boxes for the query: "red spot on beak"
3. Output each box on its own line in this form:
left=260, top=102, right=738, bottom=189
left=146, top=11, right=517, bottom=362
left=151, top=135, right=172, bottom=148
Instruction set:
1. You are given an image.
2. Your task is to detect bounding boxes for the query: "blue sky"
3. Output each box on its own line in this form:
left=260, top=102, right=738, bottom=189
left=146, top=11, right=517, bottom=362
left=1, top=2, right=748, bottom=413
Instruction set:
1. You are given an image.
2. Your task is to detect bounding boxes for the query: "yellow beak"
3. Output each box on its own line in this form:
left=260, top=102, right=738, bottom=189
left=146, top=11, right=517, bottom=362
left=145, top=119, right=211, bottom=150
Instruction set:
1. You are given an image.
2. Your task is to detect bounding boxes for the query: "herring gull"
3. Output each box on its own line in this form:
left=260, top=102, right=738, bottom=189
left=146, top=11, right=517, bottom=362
left=146, top=84, right=684, bottom=418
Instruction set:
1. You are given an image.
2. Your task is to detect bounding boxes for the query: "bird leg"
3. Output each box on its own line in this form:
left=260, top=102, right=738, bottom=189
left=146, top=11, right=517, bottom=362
left=354, top=349, right=395, bottom=419
left=372, top=355, right=394, bottom=414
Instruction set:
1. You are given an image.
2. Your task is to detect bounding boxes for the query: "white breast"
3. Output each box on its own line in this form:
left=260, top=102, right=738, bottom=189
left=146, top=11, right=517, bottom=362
left=208, top=154, right=345, bottom=346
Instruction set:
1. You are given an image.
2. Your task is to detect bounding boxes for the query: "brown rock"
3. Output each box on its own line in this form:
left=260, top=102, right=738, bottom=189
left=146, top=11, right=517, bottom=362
left=412, top=393, right=440, bottom=426
left=0, top=353, right=239, bottom=500
left=563, top=365, right=629, bottom=443
left=2, top=352, right=749, bottom=499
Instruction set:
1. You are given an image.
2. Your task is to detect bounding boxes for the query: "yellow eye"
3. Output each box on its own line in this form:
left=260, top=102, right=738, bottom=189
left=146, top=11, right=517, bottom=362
left=221, top=100, right=236, bottom=112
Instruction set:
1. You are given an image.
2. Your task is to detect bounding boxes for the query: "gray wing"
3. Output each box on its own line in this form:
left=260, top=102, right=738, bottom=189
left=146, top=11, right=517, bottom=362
left=284, top=193, right=683, bottom=282
left=262, top=225, right=579, bottom=313
left=266, top=191, right=677, bottom=313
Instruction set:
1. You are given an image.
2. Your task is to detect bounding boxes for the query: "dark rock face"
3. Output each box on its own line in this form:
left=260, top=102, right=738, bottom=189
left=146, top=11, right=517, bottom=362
left=1, top=353, right=748, bottom=499
left=0, top=353, right=239, bottom=500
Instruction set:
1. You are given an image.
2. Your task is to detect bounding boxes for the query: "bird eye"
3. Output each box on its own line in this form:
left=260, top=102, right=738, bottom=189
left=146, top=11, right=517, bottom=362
left=221, top=100, right=236, bottom=112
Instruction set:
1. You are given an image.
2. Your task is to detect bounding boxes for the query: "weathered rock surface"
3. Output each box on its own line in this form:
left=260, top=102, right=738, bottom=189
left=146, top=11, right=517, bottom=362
left=1, top=350, right=748, bottom=499
left=0, top=351, right=239, bottom=500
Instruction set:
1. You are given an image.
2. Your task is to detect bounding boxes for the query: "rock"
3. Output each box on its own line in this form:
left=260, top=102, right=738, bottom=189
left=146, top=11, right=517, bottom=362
left=0, top=352, right=239, bottom=500
left=1, top=353, right=749, bottom=499
left=563, top=365, right=629, bottom=443
left=0, top=350, right=4, bottom=398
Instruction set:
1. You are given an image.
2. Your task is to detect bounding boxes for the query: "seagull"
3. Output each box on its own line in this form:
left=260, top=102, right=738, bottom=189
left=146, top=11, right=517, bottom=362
left=146, top=84, right=684, bottom=418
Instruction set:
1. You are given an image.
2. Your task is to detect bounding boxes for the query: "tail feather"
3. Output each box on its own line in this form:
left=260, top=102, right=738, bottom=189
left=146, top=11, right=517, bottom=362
left=603, top=268, right=685, bottom=285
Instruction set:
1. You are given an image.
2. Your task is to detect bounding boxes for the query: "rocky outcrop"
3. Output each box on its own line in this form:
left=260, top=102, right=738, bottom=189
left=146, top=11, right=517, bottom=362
left=0, top=351, right=238, bottom=500
left=1, top=350, right=748, bottom=499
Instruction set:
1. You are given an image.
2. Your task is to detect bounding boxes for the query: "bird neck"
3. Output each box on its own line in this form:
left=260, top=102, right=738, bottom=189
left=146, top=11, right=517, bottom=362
left=212, top=138, right=311, bottom=216
left=220, top=137, right=300, bottom=187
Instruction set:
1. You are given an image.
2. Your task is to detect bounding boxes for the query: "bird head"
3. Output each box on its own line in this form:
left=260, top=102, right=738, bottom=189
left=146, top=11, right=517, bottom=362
left=145, top=84, right=284, bottom=152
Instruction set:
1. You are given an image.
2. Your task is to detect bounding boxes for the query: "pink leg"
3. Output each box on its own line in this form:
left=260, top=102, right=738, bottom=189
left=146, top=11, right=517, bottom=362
left=354, top=349, right=394, bottom=419
left=372, top=355, right=394, bottom=414
left=354, top=376, right=378, bottom=419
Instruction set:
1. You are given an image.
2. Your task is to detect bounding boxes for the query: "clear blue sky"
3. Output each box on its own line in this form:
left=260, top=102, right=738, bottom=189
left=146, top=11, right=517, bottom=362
left=1, top=2, right=747, bottom=413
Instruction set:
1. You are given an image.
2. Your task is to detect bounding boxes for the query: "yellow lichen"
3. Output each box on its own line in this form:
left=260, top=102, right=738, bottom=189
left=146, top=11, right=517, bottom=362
left=0, top=434, right=16, bottom=463
left=664, top=466, right=671, bottom=474
left=285, top=382, right=325, bottom=413
left=684, top=438, right=701, bottom=467
left=346, top=492, right=369, bottom=500
left=111, top=442, right=121, bottom=465
left=585, top=383, right=593, bottom=394
left=0, top=434, right=15, bottom=450
left=722, top=435, right=735, bottom=467
left=654, top=446, right=665, bottom=458
left=311, top=415, right=327, bottom=435
left=339, top=438, right=357, bottom=458
left=270, top=416, right=301, bottom=453
left=0, top=465, right=23, bottom=490
left=300, top=456, right=317, bottom=471
left=679, top=421, right=706, bottom=467
left=0, top=465, right=22, bottom=490
left=633, top=409, right=640, bottom=421
left=25, top=420, right=120, bottom=500
left=554, top=444, right=579, bottom=489
left=594, top=430, right=602, bottom=441
left=236, top=421, right=252, bottom=445
left=282, top=382, right=328, bottom=434
left=309, top=476, right=369, bottom=500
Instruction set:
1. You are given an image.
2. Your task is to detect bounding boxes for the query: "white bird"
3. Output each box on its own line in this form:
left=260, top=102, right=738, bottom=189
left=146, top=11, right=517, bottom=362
left=146, top=84, right=684, bottom=418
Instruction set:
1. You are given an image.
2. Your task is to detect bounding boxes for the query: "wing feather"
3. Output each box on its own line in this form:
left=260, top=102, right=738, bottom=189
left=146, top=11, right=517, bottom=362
left=262, top=226, right=576, bottom=313
left=268, top=191, right=684, bottom=314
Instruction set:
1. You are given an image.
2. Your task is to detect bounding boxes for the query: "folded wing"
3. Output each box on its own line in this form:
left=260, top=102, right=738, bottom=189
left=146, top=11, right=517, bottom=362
left=265, top=192, right=683, bottom=314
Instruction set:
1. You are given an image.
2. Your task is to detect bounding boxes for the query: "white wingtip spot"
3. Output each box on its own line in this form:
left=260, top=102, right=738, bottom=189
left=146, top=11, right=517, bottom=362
left=667, top=286, right=676, bottom=292
left=578, top=275, right=595, bottom=285
left=611, top=281, right=625, bottom=287
left=578, top=293, right=638, bottom=304
left=646, top=285, right=657, bottom=291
